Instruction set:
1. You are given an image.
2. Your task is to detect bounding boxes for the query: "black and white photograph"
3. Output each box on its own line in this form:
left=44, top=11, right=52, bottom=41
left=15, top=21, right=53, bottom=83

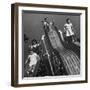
left=11, top=3, right=87, bottom=87
left=23, top=12, right=80, bottom=77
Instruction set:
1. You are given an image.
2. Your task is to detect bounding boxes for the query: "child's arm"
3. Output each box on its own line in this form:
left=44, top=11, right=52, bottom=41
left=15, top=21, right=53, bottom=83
left=25, top=55, right=30, bottom=65
left=71, top=23, right=74, bottom=31
left=64, top=24, right=67, bottom=32
left=63, top=25, right=67, bottom=36
left=36, top=55, right=40, bottom=61
left=71, top=24, right=74, bottom=30
left=71, top=24, right=75, bottom=35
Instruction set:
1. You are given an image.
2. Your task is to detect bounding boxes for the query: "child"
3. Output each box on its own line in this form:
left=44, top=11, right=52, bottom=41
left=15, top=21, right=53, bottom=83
left=64, top=18, right=75, bottom=43
left=30, top=39, right=41, bottom=55
left=25, top=50, right=40, bottom=76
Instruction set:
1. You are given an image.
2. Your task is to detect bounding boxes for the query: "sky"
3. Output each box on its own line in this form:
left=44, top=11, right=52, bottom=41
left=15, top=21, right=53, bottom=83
left=22, top=11, right=80, bottom=44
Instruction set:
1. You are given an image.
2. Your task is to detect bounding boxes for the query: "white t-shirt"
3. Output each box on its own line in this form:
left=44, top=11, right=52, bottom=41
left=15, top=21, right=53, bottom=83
left=28, top=53, right=39, bottom=67
left=64, top=23, right=74, bottom=36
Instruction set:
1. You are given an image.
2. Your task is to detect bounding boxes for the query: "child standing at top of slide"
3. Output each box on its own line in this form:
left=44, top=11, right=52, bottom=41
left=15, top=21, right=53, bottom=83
left=64, top=18, right=75, bottom=43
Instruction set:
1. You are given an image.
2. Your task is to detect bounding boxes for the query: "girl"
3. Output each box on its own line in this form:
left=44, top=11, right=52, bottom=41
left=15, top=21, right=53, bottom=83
left=25, top=50, right=40, bottom=76
left=64, top=18, right=75, bottom=43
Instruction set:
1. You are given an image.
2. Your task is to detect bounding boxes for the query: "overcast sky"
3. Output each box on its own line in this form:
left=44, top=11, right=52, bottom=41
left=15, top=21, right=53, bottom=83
left=22, top=11, right=80, bottom=44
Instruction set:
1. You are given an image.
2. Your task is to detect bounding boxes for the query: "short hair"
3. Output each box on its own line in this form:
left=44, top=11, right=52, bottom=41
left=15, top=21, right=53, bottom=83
left=44, top=17, right=48, bottom=21
left=66, top=18, right=70, bottom=22
left=31, top=39, right=37, bottom=45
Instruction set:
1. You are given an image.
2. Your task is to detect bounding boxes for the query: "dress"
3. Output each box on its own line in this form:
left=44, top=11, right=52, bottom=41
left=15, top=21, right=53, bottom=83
left=28, top=53, right=38, bottom=67
left=64, top=23, right=74, bottom=37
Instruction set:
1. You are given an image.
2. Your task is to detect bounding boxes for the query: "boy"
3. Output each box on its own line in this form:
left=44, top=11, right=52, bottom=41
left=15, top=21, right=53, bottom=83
left=64, top=18, right=75, bottom=43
